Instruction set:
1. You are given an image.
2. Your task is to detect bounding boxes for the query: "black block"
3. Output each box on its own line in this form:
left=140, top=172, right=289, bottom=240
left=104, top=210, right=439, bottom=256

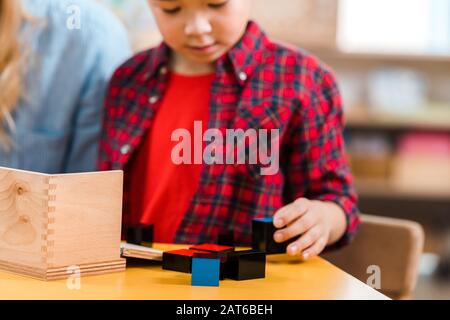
left=127, top=224, right=154, bottom=247
left=224, top=250, right=266, bottom=281
left=193, top=251, right=219, bottom=259
left=252, top=218, right=299, bottom=254
left=162, top=249, right=200, bottom=273
left=217, top=230, right=235, bottom=247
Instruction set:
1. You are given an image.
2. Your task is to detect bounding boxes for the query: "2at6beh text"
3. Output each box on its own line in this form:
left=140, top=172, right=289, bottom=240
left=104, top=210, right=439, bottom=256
left=176, top=304, right=273, bottom=317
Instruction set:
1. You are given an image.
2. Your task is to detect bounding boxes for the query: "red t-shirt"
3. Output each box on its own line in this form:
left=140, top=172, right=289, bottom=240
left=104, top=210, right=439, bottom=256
left=127, top=72, right=214, bottom=243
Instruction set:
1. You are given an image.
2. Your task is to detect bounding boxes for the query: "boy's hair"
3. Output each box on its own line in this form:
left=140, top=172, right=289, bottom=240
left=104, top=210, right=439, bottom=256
left=0, top=0, right=23, bottom=148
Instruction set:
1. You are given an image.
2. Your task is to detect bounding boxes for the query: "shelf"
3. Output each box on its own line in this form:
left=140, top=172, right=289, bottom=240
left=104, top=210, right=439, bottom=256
left=345, top=107, right=450, bottom=131
left=355, top=178, right=450, bottom=201
left=304, top=47, right=450, bottom=65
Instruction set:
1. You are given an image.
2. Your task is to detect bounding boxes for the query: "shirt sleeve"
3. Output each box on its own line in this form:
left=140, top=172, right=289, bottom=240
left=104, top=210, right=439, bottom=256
left=64, top=13, right=131, bottom=173
left=283, top=66, right=361, bottom=249
left=97, top=65, right=122, bottom=172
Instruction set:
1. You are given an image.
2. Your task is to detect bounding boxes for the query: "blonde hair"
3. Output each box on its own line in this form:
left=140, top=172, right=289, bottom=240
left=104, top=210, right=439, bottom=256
left=0, top=0, right=23, bottom=147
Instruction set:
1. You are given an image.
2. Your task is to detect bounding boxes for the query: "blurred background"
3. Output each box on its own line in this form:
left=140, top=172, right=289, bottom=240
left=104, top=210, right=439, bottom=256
left=98, top=0, right=450, bottom=299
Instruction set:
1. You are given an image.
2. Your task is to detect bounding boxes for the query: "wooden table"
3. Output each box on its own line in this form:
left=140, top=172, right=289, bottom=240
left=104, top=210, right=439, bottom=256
left=0, top=244, right=389, bottom=300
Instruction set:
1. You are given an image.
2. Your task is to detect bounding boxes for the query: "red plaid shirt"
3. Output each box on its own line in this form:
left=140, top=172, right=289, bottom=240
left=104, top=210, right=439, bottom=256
left=98, top=21, right=360, bottom=247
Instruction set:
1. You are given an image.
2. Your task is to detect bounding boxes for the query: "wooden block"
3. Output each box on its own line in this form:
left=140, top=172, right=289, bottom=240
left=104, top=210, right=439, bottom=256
left=0, top=166, right=125, bottom=281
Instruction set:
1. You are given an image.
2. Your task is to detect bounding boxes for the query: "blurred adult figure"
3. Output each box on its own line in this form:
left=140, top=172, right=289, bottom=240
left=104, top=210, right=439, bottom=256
left=0, top=0, right=131, bottom=173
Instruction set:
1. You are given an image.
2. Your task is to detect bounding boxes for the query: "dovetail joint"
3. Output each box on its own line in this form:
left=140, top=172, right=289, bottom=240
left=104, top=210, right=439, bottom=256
left=42, top=181, right=57, bottom=266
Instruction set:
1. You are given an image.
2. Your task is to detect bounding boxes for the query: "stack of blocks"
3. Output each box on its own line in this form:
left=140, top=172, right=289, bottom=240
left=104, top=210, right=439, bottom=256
left=162, top=217, right=294, bottom=286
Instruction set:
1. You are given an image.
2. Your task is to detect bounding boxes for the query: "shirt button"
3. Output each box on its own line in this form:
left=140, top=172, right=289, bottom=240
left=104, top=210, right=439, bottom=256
left=160, top=67, right=168, bottom=75
left=238, top=72, right=248, bottom=81
left=120, top=144, right=131, bottom=155
left=149, top=95, right=159, bottom=104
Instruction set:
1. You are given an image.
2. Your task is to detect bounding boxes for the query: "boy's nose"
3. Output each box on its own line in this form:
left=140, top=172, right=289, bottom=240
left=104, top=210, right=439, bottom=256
left=184, top=14, right=212, bottom=36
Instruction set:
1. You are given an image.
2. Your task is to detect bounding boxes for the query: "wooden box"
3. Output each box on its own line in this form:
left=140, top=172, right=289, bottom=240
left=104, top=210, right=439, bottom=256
left=0, top=167, right=125, bottom=280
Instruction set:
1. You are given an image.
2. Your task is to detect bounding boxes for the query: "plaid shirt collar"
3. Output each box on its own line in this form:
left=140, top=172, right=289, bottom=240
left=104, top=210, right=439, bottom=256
left=144, top=20, right=267, bottom=86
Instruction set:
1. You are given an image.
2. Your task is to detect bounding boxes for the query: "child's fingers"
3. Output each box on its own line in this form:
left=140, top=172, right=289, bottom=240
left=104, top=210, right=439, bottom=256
left=286, top=224, right=322, bottom=256
left=301, top=236, right=328, bottom=260
left=273, top=198, right=310, bottom=228
left=274, top=211, right=315, bottom=243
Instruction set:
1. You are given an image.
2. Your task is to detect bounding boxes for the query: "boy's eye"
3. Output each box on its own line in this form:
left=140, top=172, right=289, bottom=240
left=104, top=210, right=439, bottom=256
left=162, top=7, right=181, bottom=14
left=208, top=1, right=228, bottom=9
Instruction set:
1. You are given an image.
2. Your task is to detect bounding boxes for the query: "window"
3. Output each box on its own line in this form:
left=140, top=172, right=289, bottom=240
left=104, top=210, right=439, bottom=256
left=337, top=0, right=450, bottom=55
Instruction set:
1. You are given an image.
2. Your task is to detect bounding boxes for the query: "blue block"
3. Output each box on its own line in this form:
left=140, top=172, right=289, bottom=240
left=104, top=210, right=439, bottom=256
left=253, top=217, right=274, bottom=223
left=192, top=257, right=220, bottom=287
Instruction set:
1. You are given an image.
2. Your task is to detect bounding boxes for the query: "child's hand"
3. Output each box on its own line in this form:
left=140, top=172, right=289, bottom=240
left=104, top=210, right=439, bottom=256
left=273, top=198, right=347, bottom=260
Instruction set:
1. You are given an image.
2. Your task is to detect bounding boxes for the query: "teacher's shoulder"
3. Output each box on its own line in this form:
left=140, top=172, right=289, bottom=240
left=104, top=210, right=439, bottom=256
left=44, top=0, right=128, bottom=45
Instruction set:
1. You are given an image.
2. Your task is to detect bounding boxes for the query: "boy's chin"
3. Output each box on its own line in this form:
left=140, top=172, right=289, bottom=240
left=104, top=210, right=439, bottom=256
left=183, top=49, right=226, bottom=65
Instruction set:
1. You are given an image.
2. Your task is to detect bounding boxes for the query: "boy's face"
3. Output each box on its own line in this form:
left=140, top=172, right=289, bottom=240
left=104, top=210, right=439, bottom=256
left=148, top=0, right=251, bottom=65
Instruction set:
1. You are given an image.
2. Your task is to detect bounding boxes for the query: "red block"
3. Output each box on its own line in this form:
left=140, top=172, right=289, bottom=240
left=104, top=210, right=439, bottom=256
left=189, top=244, right=235, bottom=253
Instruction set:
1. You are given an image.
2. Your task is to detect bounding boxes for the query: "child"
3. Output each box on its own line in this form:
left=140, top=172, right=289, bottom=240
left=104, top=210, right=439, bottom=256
left=98, top=0, right=360, bottom=260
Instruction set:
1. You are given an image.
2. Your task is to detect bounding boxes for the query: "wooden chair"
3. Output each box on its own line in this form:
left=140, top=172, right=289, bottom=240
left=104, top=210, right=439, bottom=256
left=322, top=214, right=425, bottom=299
